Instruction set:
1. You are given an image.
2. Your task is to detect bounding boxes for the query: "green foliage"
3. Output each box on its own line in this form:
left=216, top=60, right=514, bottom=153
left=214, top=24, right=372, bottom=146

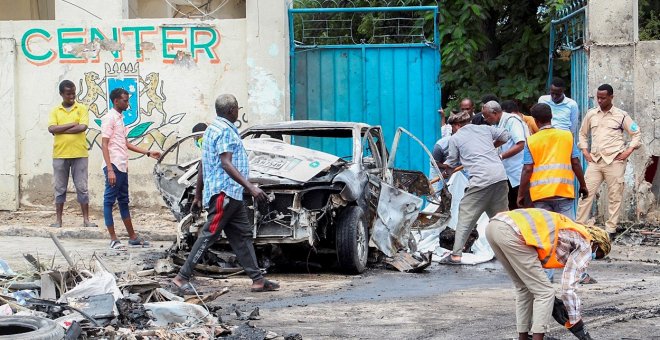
left=438, top=0, right=570, bottom=112
left=639, top=0, right=660, bottom=41
left=291, top=0, right=572, bottom=113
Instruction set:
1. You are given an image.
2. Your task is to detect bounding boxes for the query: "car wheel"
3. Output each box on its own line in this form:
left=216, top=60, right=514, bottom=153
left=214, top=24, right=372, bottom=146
left=0, top=316, right=64, bottom=340
left=336, top=206, right=368, bottom=274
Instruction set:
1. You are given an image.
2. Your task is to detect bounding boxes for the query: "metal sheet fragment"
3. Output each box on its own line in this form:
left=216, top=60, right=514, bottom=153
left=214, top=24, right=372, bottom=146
left=370, top=182, right=423, bottom=257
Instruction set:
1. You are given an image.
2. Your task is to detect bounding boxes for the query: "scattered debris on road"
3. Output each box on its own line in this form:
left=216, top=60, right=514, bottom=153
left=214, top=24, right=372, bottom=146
left=0, top=234, right=294, bottom=339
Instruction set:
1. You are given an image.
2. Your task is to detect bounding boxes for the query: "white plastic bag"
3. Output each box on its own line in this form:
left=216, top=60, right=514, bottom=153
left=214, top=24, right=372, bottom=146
left=57, top=261, right=122, bottom=303
left=416, top=172, right=495, bottom=264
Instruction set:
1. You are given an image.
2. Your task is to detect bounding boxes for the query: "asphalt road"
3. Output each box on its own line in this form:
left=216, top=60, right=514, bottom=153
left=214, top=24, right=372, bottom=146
left=1, top=236, right=658, bottom=339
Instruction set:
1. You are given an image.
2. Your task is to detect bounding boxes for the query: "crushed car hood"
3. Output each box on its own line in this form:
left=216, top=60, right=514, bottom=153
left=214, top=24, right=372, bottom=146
left=244, top=139, right=341, bottom=183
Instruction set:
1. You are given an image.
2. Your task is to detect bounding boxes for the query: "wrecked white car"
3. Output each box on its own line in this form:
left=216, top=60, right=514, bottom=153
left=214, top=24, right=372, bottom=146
left=154, top=121, right=451, bottom=273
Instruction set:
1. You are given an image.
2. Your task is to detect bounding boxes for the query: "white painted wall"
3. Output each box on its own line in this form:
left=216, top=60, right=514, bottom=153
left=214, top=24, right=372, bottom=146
left=0, top=0, right=290, bottom=211
left=0, top=39, right=18, bottom=210
left=246, top=0, right=288, bottom=126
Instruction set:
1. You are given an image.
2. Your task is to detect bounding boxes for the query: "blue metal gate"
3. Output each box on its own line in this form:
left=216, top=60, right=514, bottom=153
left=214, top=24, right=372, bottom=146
left=547, top=0, right=589, bottom=120
left=547, top=0, right=589, bottom=213
left=288, top=5, right=441, bottom=171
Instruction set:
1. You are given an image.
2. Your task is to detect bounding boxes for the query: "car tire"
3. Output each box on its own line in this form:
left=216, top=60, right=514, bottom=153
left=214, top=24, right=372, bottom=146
left=0, top=316, right=64, bottom=340
left=336, top=206, right=368, bottom=274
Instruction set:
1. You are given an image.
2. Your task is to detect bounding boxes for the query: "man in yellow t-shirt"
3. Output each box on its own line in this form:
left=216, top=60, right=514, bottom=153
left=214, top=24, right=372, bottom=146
left=47, top=80, right=96, bottom=229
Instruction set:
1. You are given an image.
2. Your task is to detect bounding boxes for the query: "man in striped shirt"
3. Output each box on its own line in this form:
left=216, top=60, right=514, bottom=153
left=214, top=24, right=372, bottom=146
left=172, top=94, right=280, bottom=294
left=486, top=209, right=611, bottom=340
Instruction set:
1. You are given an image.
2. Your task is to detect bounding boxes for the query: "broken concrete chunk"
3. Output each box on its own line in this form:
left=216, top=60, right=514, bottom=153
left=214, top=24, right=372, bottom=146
left=40, top=272, right=57, bottom=300
left=0, top=304, right=12, bottom=316
left=154, top=258, right=176, bottom=274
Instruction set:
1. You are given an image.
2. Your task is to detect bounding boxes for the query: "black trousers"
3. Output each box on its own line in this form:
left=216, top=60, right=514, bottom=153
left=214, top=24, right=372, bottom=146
left=178, top=193, right=263, bottom=281
left=508, top=181, right=519, bottom=210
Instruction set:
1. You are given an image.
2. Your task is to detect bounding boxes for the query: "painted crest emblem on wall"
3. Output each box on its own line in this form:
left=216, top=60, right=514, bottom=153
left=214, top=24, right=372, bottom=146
left=79, top=62, right=186, bottom=157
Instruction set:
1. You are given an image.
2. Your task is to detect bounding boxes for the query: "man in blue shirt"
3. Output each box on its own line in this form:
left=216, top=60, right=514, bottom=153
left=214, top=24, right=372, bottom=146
left=172, top=94, right=280, bottom=293
left=538, top=78, right=580, bottom=135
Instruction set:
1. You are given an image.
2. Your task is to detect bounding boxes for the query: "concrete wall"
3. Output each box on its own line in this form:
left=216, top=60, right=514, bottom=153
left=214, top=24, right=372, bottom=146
left=175, top=0, right=246, bottom=19
left=0, top=0, right=290, bottom=211
left=0, top=0, right=54, bottom=20
left=0, top=0, right=246, bottom=21
left=245, top=0, right=288, bottom=126
left=0, top=39, right=18, bottom=210
left=54, top=0, right=129, bottom=20
left=587, top=0, right=660, bottom=221
left=132, top=0, right=173, bottom=19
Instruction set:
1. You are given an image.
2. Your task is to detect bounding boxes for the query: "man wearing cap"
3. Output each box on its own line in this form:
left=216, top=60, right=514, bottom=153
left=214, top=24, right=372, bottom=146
left=441, top=111, right=511, bottom=264
left=486, top=208, right=611, bottom=340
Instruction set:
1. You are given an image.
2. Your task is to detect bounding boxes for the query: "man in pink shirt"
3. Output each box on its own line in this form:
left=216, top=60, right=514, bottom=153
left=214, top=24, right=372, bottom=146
left=101, top=88, right=161, bottom=250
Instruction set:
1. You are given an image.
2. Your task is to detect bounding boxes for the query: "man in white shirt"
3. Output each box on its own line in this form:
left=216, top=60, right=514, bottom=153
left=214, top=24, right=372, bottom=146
left=482, top=100, right=528, bottom=209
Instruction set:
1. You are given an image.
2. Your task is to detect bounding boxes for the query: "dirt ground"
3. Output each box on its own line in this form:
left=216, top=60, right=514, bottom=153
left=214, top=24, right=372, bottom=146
left=0, top=206, right=178, bottom=241
left=0, top=225, right=658, bottom=339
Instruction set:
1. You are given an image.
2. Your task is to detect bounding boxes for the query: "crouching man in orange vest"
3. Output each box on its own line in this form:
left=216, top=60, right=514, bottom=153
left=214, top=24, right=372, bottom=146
left=486, top=208, right=611, bottom=340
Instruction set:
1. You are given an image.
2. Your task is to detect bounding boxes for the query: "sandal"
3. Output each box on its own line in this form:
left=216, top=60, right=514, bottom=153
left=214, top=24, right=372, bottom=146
left=49, top=223, right=62, bottom=228
left=251, top=279, right=280, bottom=292
left=109, top=240, right=127, bottom=251
left=128, top=236, right=150, bottom=247
left=439, top=256, right=463, bottom=265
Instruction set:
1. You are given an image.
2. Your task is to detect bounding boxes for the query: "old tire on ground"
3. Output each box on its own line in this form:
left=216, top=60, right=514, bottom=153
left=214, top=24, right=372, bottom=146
left=336, top=206, right=368, bottom=274
left=0, top=316, right=64, bottom=340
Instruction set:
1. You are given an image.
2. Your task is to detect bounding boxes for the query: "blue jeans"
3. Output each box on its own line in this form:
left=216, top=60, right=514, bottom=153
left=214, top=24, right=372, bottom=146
left=103, top=164, right=130, bottom=227
left=534, top=198, right=576, bottom=282
left=533, top=198, right=576, bottom=221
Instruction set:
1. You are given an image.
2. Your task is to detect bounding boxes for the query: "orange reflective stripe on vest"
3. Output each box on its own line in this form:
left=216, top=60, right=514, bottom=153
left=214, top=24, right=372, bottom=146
left=527, top=129, right=575, bottom=201
left=505, top=208, right=591, bottom=269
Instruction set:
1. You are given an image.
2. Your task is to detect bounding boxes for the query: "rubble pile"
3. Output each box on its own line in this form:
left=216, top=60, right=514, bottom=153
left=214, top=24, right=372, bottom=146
left=615, top=222, right=660, bottom=247
left=0, top=234, right=294, bottom=339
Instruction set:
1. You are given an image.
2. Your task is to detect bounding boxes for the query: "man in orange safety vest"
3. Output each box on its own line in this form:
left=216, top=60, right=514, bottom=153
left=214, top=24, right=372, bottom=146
left=486, top=208, right=611, bottom=340
left=517, top=102, right=588, bottom=218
